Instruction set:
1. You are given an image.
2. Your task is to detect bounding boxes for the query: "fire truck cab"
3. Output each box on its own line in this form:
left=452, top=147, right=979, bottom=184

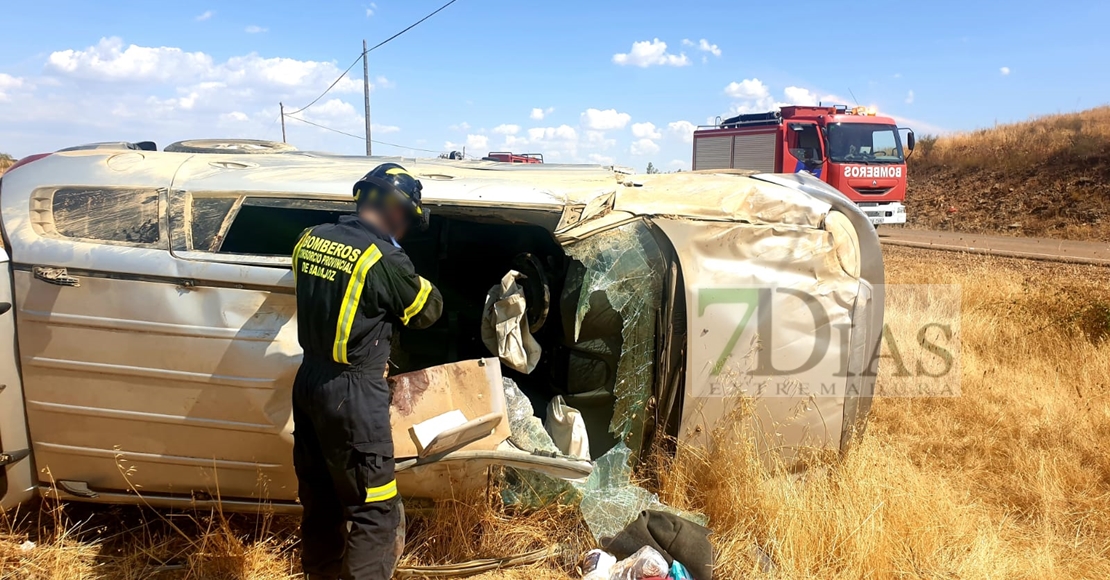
left=693, top=105, right=914, bottom=225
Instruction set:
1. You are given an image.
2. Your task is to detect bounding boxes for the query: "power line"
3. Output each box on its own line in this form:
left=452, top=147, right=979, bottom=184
left=364, top=0, right=459, bottom=54
left=284, top=115, right=441, bottom=154
left=286, top=0, right=460, bottom=116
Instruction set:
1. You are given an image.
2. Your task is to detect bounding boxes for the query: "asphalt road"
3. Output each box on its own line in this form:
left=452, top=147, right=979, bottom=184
left=878, top=228, right=1110, bottom=266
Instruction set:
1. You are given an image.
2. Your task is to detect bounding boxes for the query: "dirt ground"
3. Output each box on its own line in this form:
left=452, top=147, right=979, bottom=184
left=2, top=249, right=1109, bottom=579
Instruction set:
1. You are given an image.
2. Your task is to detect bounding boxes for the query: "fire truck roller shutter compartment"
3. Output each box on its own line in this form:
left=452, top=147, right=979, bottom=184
left=732, top=132, right=777, bottom=172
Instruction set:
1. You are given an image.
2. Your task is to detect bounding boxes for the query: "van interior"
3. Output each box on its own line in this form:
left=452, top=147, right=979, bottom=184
left=203, top=197, right=676, bottom=459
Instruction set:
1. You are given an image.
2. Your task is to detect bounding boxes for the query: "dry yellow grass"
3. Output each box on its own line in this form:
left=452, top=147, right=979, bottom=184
left=657, top=247, right=1110, bottom=579
left=906, top=106, right=1110, bottom=239
left=0, top=153, right=15, bottom=176
left=2, top=246, right=1109, bottom=579
left=912, top=106, right=1110, bottom=172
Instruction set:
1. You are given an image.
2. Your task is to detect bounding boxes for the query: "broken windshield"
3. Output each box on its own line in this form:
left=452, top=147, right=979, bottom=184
left=563, top=220, right=666, bottom=457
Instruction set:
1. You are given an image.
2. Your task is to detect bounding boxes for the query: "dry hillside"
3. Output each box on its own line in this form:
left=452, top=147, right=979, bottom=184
left=907, top=106, right=1110, bottom=240
left=0, top=153, right=14, bottom=176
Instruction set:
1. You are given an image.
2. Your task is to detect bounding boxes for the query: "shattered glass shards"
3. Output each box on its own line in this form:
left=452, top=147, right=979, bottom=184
left=565, top=221, right=665, bottom=454
left=578, top=443, right=708, bottom=541
left=502, top=378, right=561, bottom=455
left=500, top=221, right=706, bottom=536
left=500, top=378, right=578, bottom=507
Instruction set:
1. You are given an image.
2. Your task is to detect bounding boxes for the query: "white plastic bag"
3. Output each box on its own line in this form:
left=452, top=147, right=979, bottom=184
left=607, top=546, right=669, bottom=580
left=581, top=549, right=617, bottom=580
left=481, top=270, right=542, bottom=374
left=545, top=395, right=591, bottom=459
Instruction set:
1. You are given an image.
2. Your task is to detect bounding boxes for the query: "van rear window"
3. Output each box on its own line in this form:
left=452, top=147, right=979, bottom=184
left=52, top=188, right=160, bottom=245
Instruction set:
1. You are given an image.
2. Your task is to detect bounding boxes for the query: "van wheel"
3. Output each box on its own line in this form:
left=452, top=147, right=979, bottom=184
left=164, top=139, right=297, bottom=154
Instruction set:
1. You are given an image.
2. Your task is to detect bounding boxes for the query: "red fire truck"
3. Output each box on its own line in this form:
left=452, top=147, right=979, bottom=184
left=692, top=105, right=915, bottom=225
left=482, top=152, right=544, bottom=164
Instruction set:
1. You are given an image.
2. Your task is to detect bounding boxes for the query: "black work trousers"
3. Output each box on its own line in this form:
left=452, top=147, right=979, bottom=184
left=292, top=358, right=404, bottom=580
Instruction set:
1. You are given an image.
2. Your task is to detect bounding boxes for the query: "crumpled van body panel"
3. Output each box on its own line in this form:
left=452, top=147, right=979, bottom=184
left=0, top=149, right=883, bottom=511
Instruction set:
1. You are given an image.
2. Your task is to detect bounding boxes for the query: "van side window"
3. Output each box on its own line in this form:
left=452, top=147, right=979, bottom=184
left=182, top=195, right=348, bottom=257
left=52, top=188, right=160, bottom=245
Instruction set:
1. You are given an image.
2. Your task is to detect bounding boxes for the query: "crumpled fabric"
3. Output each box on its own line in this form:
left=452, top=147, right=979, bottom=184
left=481, top=270, right=542, bottom=374
left=545, top=395, right=591, bottom=460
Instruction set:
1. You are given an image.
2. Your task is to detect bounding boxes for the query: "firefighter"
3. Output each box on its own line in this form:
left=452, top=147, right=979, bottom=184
left=291, top=163, right=443, bottom=579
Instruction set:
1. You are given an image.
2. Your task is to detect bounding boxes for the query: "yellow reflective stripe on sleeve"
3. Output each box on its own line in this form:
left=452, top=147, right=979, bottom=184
left=332, top=244, right=383, bottom=364
left=290, top=229, right=312, bottom=284
left=364, top=479, right=398, bottom=503
left=400, top=276, right=432, bottom=326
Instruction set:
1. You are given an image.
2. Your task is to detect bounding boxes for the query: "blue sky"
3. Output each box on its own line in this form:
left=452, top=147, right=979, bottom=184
left=2, top=0, right=1108, bottom=168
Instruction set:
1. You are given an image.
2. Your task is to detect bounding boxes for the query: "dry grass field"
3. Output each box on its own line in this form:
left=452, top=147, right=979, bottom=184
left=907, top=106, right=1110, bottom=240
left=2, top=248, right=1109, bottom=579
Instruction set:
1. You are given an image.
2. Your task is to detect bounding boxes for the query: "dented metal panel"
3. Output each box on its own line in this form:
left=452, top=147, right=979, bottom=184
left=656, top=216, right=861, bottom=460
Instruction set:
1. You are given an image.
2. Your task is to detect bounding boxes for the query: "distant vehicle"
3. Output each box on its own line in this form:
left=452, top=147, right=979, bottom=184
left=0, top=139, right=883, bottom=513
left=693, top=106, right=915, bottom=226
left=483, top=152, right=544, bottom=164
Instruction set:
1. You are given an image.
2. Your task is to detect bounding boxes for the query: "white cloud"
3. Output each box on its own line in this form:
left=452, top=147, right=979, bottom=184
left=668, top=159, right=688, bottom=170
left=245, top=25, right=268, bottom=34
left=612, top=39, right=690, bottom=67
left=366, top=3, right=377, bottom=17
left=493, top=124, right=520, bottom=135
left=581, top=108, right=631, bottom=130
left=631, top=122, right=661, bottom=139
left=1, top=37, right=413, bottom=156
left=630, top=138, right=660, bottom=156
left=782, top=86, right=821, bottom=106
left=45, top=37, right=362, bottom=94
left=372, top=124, right=400, bottom=134
left=723, top=79, right=841, bottom=116
left=682, top=38, right=721, bottom=57
left=195, top=10, right=214, bottom=22
left=528, top=125, right=578, bottom=142
left=449, top=122, right=471, bottom=131
left=725, top=78, right=769, bottom=100
left=667, top=120, right=697, bottom=144
left=905, top=90, right=915, bottom=105
left=585, top=130, right=616, bottom=150
left=47, top=37, right=213, bottom=82
left=445, top=134, right=489, bottom=153
left=374, top=76, right=395, bottom=89
left=1000, top=66, right=1011, bottom=76
left=530, top=106, right=554, bottom=120
left=588, top=153, right=615, bottom=165
left=0, top=73, right=26, bottom=101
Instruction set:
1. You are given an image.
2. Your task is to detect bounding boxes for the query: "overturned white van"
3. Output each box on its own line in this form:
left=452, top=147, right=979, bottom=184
left=0, top=143, right=883, bottom=512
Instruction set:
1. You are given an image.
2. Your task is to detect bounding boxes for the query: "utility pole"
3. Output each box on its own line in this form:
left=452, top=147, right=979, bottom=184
left=279, top=102, right=287, bottom=143
left=362, top=39, right=372, bottom=156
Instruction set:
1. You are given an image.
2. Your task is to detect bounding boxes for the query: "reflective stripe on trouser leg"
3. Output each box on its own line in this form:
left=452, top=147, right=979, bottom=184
left=332, top=244, right=383, bottom=364
left=365, top=479, right=397, bottom=503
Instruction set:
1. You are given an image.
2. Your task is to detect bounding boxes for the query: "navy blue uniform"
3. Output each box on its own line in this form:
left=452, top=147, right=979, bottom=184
left=291, top=214, right=442, bottom=579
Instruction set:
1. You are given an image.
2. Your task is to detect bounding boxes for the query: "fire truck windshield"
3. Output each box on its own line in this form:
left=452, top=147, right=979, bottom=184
left=827, top=123, right=904, bottom=164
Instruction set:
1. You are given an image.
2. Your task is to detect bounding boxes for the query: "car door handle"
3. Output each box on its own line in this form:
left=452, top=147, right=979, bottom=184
left=0, top=302, right=9, bottom=315
left=33, top=266, right=81, bottom=287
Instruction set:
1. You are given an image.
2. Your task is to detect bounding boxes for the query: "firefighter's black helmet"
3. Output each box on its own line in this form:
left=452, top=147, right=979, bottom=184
left=352, top=163, right=429, bottom=231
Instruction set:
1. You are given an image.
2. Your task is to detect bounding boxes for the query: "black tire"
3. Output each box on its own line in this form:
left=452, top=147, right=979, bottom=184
left=164, top=139, right=297, bottom=154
